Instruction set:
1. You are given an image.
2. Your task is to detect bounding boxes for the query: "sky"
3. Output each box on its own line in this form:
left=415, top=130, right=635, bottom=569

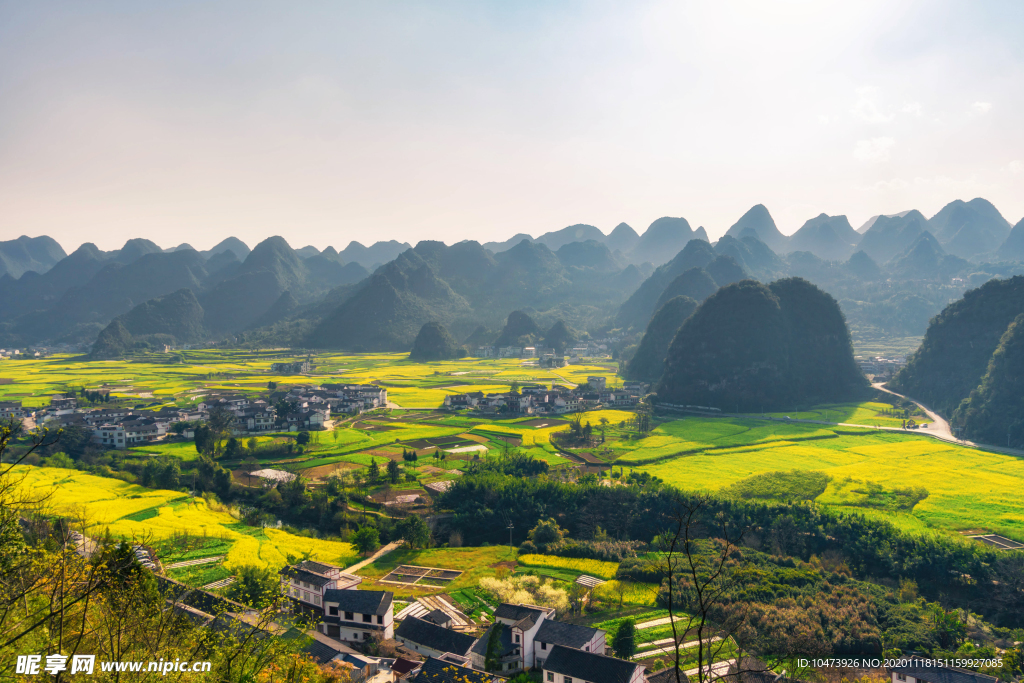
left=1, top=0, right=1023, bottom=253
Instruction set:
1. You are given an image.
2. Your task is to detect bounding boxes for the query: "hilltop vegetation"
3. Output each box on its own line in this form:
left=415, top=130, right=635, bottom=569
left=952, top=313, right=1024, bottom=447
left=657, top=278, right=866, bottom=410
left=891, top=275, right=1024, bottom=421
left=625, top=296, right=698, bottom=382
left=409, top=321, right=463, bottom=361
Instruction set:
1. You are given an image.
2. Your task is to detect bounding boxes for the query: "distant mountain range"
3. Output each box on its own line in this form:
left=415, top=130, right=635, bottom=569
left=1, top=197, right=1022, bottom=354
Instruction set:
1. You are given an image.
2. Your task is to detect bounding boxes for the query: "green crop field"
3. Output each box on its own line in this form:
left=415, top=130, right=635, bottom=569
left=7, top=349, right=1023, bottom=543
left=631, top=426, right=1024, bottom=539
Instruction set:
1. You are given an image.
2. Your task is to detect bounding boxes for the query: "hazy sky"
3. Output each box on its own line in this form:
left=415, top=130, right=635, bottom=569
left=1, top=1, right=1023, bottom=252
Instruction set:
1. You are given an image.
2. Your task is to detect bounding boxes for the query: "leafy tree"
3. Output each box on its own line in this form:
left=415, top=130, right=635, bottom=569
left=386, top=459, right=400, bottom=484
left=484, top=622, right=504, bottom=672
left=527, top=518, right=566, bottom=552
left=194, top=424, right=213, bottom=455
left=397, top=515, right=431, bottom=549
left=224, top=437, right=241, bottom=459
left=367, top=458, right=380, bottom=484
left=247, top=436, right=258, bottom=452
left=612, top=618, right=637, bottom=659
left=159, top=459, right=181, bottom=489
left=352, top=526, right=380, bottom=556
left=227, top=565, right=281, bottom=609
left=296, top=430, right=311, bottom=445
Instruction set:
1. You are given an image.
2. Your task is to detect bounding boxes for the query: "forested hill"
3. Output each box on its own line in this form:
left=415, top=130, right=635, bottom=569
left=890, top=275, right=1024, bottom=426
left=656, top=278, right=866, bottom=411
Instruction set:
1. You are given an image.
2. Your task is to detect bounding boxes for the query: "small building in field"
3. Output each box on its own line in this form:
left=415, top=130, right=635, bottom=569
left=395, top=616, right=478, bottom=659
left=319, top=589, right=395, bottom=643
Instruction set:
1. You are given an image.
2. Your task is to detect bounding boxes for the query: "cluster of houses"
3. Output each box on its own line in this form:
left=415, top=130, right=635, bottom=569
left=443, top=378, right=649, bottom=415
left=474, top=344, right=613, bottom=366
left=855, top=355, right=907, bottom=380
left=278, top=558, right=648, bottom=683
left=0, top=381, right=389, bottom=451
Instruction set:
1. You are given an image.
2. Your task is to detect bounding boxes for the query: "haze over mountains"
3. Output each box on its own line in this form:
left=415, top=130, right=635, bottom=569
left=0, top=198, right=1021, bottom=358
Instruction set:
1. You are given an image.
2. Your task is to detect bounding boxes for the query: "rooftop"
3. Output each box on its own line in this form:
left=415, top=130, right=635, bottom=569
left=543, top=645, right=640, bottom=683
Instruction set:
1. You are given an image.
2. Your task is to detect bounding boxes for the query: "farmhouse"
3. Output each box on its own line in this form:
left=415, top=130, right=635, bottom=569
left=280, top=559, right=361, bottom=610
left=319, top=589, right=395, bottom=643
left=271, top=360, right=312, bottom=373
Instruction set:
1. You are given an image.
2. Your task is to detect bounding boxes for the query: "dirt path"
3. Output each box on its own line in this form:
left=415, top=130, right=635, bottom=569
left=342, top=540, right=404, bottom=574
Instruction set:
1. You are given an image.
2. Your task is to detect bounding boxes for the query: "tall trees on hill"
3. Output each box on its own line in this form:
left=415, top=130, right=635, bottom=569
left=656, top=278, right=865, bottom=411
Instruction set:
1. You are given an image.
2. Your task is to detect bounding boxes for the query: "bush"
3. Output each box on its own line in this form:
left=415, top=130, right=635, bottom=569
left=543, top=538, right=648, bottom=562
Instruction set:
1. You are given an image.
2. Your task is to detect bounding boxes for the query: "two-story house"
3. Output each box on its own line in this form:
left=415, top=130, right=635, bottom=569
left=320, top=589, right=395, bottom=643
left=532, top=621, right=605, bottom=668
left=542, top=645, right=645, bottom=683
left=280, top=560, right=361, bottom=611
left=469, top=603, right=554, bottom=673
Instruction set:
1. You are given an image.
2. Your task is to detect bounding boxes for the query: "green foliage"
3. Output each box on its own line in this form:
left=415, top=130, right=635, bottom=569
left=226, top=564, right=281, bottom=608
left=658, top=278, right=867, bottom=411
left=526, top=518, right=566, bottom=552
left=953, top=313, right=1024, bottom=447
left=721, top=470, right=831, bottom=502
left=626, top=296, right=698, bottom=382
left=484, top=622, right=504, bottom=672
left=397, top=514, right=431, bottom=549
left=296, top=430, right=311, bottom=445
left=612, top=618, right=637, bottom=659
left=892, top=275, right=1024, bottom=417
left=352, top=526, right=380, bottom=556
left=494, top=310, right=540, bottom=347
left=409, top=321, right=462, bottom=361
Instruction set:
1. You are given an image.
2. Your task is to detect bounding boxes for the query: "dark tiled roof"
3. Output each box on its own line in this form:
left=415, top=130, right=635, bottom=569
left=646, top=668, right=690, bottom=683
left=493, top=603, right=547, bottom=623
left=392, top=658, right=420, bottom=676
left=535, top=620, right=601, bottom=649
left=470, top=623, right=516, bottom=657
left=423, top=609, right=451, bottom=626
left=323, top=589, right=394, bottom=616
left=543, top=645, right=640, bottom=683
left=889, top=662, right=999, bottom=683
left=299, top=560, right=338, bottom=575
left=281, top=567, right=332, bottom=587
left=396, top=617, right=478, bottom=656
left=413, top=657, right=497, bottom=683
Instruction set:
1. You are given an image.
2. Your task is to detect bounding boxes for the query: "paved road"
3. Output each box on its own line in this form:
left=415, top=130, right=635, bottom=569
left=873, top=383, right=1024, bottom=457
left=636, top=614, right=692, bottom=630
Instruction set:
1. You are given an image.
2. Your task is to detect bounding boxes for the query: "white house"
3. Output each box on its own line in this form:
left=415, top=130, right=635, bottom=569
left=279, top=560, right=361, bottom=610
left=320, top=589, right=395, bottom=643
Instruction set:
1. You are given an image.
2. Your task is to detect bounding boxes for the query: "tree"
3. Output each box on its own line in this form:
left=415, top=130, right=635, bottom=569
left=612, top=619, right=637, bottom=660
left=247, top=436, right=258, bottom=452
left=227, top=565, right=281, bottom=609
left=527, top=518, right=566, bottom=552
left=386, top=459, right=401, bottom=484
left=484, top=622, right=504, bottom=672
left=352, top=526, right=380, bottom=556
left=224, top=437, right=241, bottom=458
left=397, top=515, right=431, bottom=549
left=296, top=430, right=311, bottom=446
left=208, top=406, right=236, bottom=455
left=367, top=458, right=380, bottom=484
